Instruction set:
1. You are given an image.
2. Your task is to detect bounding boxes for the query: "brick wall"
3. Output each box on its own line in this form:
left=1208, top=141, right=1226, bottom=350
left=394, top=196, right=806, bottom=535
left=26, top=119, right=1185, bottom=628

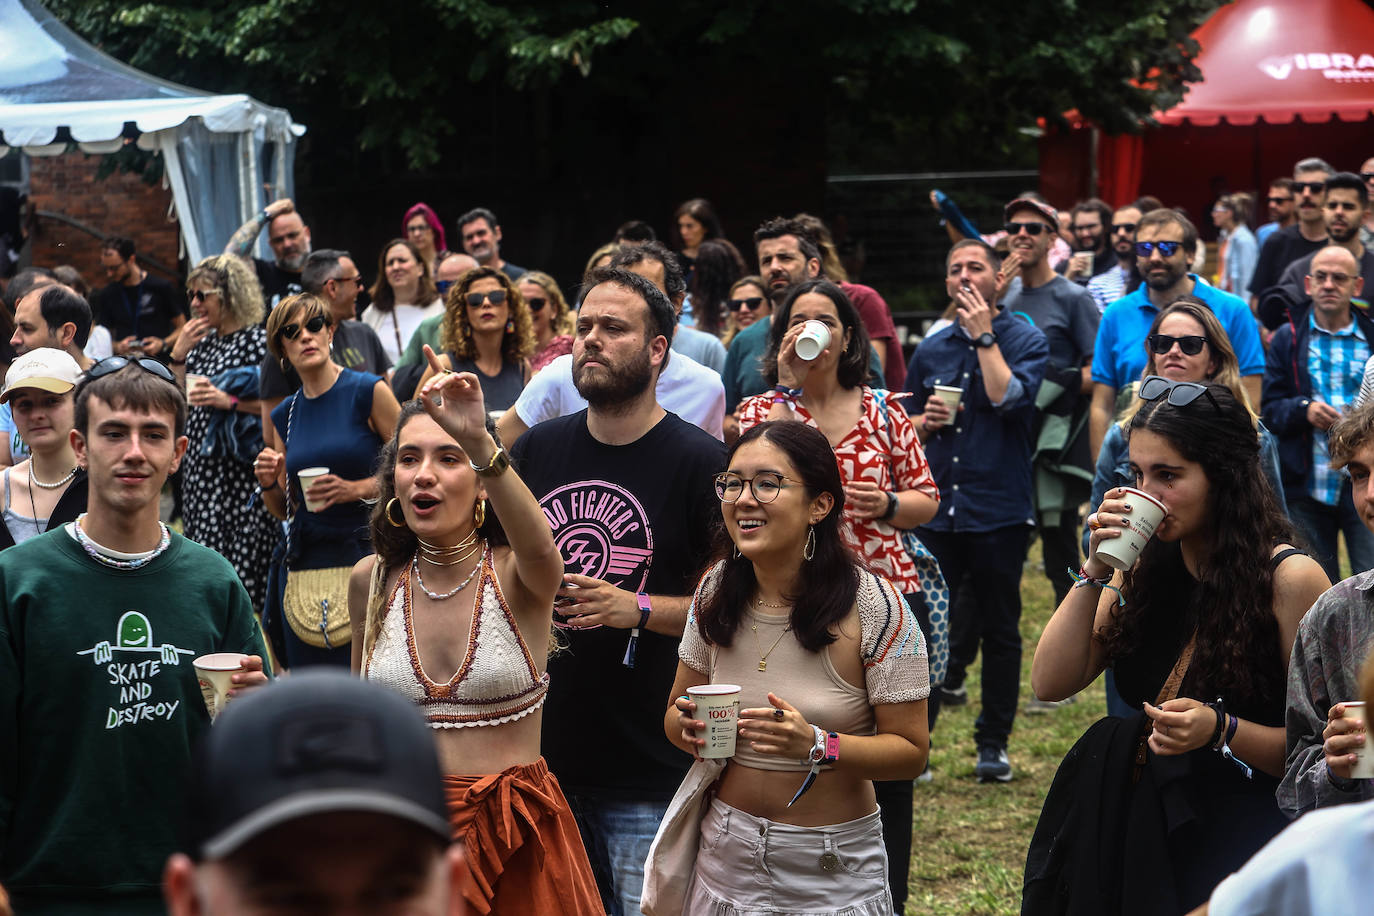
left=26, top=153, right=182, bottom=290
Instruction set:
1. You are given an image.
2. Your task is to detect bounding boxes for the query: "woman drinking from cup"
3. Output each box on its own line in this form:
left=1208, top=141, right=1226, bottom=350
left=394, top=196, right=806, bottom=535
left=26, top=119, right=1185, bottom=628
left=519, top=271, right=574, bottom=374
left=0, top=349, right=85, bottom=549
left=417, top=267, right=534, bottom=416
left=663, top=420, right=928, bottom=914
left=254, top=294, right=401, bottom=668
left=352, top=350, right=602, bottom=915
left=1027, top=382, right=1330, bottom=912
left=173, top=254, right=279, bottom=611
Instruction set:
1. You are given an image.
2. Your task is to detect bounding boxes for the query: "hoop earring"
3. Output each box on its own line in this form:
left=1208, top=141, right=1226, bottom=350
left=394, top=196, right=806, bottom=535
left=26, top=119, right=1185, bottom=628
left=385, top=497, right=407, bottom=528
left=803, top=526, right=816, bottom=561
left=279, top=357, right=291, bottom=375
left=474, top=498, right=486, bottom=529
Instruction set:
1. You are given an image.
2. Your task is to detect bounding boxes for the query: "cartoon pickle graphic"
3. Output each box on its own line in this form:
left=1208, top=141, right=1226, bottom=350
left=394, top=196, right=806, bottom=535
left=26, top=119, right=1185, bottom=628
left=79, top=610, right=195, bottom=665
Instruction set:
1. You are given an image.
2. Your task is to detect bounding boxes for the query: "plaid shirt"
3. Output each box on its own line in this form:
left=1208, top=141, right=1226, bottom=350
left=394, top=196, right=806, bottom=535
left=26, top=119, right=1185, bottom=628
left=1307, top=312, right=1370, bottom=505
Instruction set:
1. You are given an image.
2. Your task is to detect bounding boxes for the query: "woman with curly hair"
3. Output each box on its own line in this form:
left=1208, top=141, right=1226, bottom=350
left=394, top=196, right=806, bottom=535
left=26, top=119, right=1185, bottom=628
left=418, top=266, right=534, bottom=416
left=684, top=238, right=746, bottom=337
left=171, top=254, right=280, bottom=610
left=362, top=238, right=443, bottom=365
left=1027, top=382, right=1330, bottom=913
left=518, top=271, right=574, bottom=374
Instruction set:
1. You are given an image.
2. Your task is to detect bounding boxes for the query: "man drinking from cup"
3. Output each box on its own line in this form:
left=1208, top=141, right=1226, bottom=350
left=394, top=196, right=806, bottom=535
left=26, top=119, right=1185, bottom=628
left=0, top=359, right=269, bottom=914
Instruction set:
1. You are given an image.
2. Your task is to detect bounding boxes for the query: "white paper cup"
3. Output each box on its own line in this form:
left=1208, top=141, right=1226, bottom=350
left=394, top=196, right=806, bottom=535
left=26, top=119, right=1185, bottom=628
left=687, top=684, right=742, bottom=759
left=794, top=320, right=832, bottom=361
left=194, top=652, right=247, bottom=722
left=1342, top=701, right=1374, bottom=778
left=933, top=385, right=963, bottom=426
left=297, top=466, right=330, bottom=512
left=1092, top=486, right=1169, bottom=570
left=184, top=373, right=209, bottom=390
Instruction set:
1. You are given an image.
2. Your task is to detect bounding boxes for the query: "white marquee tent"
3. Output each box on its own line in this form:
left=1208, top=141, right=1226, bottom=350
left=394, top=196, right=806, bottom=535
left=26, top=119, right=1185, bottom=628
left=0, top=0, right=304, bottom=263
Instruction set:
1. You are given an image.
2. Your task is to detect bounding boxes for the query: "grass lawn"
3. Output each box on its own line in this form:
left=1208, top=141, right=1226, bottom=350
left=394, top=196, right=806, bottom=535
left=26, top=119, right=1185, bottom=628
left=906, top=538, right=1106, bottom=915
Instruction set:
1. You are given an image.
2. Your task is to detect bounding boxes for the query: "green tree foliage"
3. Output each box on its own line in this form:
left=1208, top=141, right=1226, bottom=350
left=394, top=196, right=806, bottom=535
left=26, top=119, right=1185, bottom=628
left=47, top=0, right=1221, bottom=172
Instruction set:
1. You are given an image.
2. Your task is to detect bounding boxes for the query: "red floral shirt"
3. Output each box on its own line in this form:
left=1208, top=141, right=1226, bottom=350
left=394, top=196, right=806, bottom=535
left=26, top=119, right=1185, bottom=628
left=738, top=387, right=939, bottom=593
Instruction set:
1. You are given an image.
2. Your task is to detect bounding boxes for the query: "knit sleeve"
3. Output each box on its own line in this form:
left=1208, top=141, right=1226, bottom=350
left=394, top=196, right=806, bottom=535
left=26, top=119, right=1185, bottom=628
left=679, top=561, right=725, bottom=675
left=858, top=569, right=929, bottom=703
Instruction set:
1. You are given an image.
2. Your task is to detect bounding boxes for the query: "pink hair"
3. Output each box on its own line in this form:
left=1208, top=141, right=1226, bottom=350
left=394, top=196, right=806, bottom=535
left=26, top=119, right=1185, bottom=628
left=402, top=202, right=447, bottom=253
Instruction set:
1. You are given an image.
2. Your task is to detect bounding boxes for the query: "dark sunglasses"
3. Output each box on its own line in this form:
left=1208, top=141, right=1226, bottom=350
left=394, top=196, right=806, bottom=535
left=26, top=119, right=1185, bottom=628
left=525, top=296, right=547, bottom=312
left=728, top=296, right=765, bottom=311
left=1135, top=240, right=1182, bottom=258
left=1111, top=222, right=1137, bottom=235
left=86, top=355, right=176, bottom=385
left=1147, top=333, right=1208, bottom=356
left=466, top=290, right=507, bottom=307
left=435, top=279, right=454, bottom=296
left=1267, top=196, right=1293, bottom=205
left=278, top=315, right=331, bottom=341
left=187, top=288, right=221, bottom=303
left=1294, top=181, right=1326, bottom=195
left=1363, top=172, right=1374, bottom=182
left=1138, top=375, right=1220, bottom=413
left=1004, top=221, right=1049, bottom=236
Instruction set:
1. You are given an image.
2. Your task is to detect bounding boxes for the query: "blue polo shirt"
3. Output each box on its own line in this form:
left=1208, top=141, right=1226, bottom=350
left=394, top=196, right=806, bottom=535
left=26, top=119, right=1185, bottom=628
left=904, top=309, right=1048, bottom=533
left=1090, top=276, right=1265, bottom=391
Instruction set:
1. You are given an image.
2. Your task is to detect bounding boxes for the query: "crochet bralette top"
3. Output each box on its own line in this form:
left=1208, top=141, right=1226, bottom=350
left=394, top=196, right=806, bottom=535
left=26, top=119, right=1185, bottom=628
left=364, top=546, right=550, bottom=728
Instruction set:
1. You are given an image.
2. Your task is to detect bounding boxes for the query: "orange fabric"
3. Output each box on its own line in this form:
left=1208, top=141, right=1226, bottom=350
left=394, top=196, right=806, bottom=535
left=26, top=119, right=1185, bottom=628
left=444, top=758, right=605, bottom=916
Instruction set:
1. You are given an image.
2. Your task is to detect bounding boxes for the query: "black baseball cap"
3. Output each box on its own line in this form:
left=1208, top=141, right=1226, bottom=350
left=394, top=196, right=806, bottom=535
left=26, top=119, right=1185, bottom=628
left=184, top=670, right=450, bottom=860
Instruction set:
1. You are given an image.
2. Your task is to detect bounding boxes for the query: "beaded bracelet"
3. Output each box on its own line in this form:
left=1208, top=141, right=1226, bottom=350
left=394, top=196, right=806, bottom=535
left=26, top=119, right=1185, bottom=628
left=1066, top=566, right=1125, bottom=606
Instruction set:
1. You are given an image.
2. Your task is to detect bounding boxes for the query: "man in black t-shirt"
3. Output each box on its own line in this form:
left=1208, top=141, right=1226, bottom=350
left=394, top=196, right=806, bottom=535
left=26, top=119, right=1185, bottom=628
left=90, top=237, right=186, bottom=362
left=256, top=249, right=391, bottom=415
left=223, top=198, right=310, bottom=311
left=1252, top=158, right=1336, bottom=308
left=1265, top=173, right=1374, bottom=329
left=511, top=266, right=724, bottom=916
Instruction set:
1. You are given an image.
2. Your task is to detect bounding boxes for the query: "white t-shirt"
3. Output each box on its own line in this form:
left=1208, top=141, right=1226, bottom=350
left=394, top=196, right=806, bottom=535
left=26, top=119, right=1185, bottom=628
left=84, top=325, right=113, bottom=362
left=513, top=352, right=725, bottom=441
left=360, top=299, right=444, bottom=365
left=1208, top=796, right=1374, bottom=915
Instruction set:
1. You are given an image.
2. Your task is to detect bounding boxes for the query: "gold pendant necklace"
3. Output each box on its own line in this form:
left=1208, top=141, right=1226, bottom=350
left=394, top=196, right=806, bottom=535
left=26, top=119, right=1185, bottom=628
left=752, top=620, right=792, bottom=672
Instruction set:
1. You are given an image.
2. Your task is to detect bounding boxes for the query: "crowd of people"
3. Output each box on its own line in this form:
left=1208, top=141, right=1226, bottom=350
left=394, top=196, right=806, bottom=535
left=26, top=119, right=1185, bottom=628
left=1, top=160, right=1373, bottom=914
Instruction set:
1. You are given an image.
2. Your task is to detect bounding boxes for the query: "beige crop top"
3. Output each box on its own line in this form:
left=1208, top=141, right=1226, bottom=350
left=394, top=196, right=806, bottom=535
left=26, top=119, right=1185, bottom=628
left=364, top=546, right=550, bottom=728
left=679, top=561, right=929, bottom=772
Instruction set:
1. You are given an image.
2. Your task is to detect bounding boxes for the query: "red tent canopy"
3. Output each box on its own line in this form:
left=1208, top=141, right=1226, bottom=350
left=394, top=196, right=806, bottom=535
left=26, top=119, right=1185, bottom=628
left=1039, top=0, right=1374, bottom=213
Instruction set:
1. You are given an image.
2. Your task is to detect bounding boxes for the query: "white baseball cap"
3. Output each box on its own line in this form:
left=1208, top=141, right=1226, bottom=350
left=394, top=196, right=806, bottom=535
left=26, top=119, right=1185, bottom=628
left=0, top=348, right=82, bottom=403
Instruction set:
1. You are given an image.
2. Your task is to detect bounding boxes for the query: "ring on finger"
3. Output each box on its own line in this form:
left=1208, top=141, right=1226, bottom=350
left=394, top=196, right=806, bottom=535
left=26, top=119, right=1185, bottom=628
left=773, top=708, right=785, bottom=721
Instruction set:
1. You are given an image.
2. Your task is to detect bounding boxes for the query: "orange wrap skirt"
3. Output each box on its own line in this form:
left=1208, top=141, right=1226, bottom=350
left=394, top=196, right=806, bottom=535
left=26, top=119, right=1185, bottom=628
left=444, top=757, right=605, bottom=916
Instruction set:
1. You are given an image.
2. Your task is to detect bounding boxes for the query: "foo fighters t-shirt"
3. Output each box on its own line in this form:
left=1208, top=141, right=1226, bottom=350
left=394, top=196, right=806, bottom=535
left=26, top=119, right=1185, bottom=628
left=512, top=409, right=725, bottom=797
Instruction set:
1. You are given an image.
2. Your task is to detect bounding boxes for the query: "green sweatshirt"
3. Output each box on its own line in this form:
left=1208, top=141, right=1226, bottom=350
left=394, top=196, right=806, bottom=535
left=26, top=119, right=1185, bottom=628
left=0, top=526, right=269, bottom=914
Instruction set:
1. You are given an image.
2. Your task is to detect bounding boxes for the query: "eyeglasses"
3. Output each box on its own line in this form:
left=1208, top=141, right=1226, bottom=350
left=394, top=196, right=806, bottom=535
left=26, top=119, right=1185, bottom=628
left=1135, top=240, right=1182, bottom=258
left=1312, top=270, right=1354, bottom=285
left=1147, top=333, right=1208, bottom=356
left=1138, top=375, right=1221, bottom=413
left=1004, top=221, right=1049, bottom=236
left=86, top=355, right=176, bottom=385
left=466, top=290, right=508, bottom=307
left=1111, top=223, right=1138, bottom=235
left=525, top=296, right=547, bottom=312
left=435, top=279, right=454, bottom=296
left=335, top=274, right=363, bottom=286
left=1268, top=196, right=1294, bottom=205
left=1294, top=181, right=1327, bottom=195
left=714, top=471, right=800, bottom=504
left=278, top=315, right=331, bottom=341
left=728, top=297, right=765, bottom=311
left=187, top=288, right=221, bottom=303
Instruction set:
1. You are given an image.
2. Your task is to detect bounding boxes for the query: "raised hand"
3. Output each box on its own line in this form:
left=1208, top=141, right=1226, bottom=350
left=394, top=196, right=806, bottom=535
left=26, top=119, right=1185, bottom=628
left=416, top=345, right=488, bottom=452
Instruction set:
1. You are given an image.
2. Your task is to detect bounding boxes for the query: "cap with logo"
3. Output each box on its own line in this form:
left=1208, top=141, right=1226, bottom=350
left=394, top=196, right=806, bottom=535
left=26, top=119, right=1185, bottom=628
left=1004, top=197, right=1060, bottom=228
left=0, top=347, right=82, bottom=403
left=185, top=670, right=451, bottom=860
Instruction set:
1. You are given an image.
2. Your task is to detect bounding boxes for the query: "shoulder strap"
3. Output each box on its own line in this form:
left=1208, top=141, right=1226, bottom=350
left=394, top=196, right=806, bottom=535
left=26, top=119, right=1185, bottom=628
left=1270, top=546, right=1306, bottom=570
left=1155, top=632, right=1196, bottom=705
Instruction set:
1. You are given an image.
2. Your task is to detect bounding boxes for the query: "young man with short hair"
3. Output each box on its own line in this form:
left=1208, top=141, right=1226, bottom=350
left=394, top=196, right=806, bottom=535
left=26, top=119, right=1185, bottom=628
left=0, top=360, right=269, bottom=914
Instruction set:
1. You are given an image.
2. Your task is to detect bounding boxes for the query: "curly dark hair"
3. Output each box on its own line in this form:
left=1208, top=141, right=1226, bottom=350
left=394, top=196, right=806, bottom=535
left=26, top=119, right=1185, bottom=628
left=694, top=421, right=858, bottom=653
left=687, top=239, right=746, bottom=337
left=439, top=266, right=534, bottom=363
left=1098, top=383, right=1301, bottom=709
left=762, top=279, right=871, bottom=390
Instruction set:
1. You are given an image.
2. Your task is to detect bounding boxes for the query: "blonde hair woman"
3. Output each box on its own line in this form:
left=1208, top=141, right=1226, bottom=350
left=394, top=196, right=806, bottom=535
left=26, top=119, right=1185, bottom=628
left=519, top=271, right=574, bottom=374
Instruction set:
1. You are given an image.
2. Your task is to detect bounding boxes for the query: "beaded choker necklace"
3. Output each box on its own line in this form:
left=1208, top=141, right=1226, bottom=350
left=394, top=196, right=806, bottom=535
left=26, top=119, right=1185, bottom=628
left=411, top=548, right=483, bottom=600
left=71, top=514, right=171, bottom=570
left=30, top=465, right=77, bottom=489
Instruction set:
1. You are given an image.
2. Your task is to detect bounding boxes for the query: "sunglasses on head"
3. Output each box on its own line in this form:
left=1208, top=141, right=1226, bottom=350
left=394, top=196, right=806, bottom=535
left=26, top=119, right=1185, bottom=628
left=1004, top=221, right=1049, bottom=236
left=1147, top=333, right=1208, bottom=356
left=1138, top=375, right=1221, bottom=413
left=86, top=355, right=176, bottom=385
left=1294, top=181, right=1326, bottom=195
left=728, top=296, right=765, bottom=311
left=1135, top=240, right=1182, bottom=258
left=525, top=296, right=547, bottom=312
left=1111, top=222, right=1138, bottom=235
left=466, top=290, right=507, bottom=308
left=278, top=315, right=331, bottom=341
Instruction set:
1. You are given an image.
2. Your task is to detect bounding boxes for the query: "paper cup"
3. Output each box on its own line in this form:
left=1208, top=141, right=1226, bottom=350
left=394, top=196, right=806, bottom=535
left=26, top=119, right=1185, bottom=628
left=1342, top=701, right=1374, bottom=778
left=794, top=320, right=832, bottom=361
left=297, top=467, right=330, bottom=512
left=687, top=684, right=742, bottom=759
left=1091, top=486, right=1168, bottom=570
left=933, top=385, right=963, bottom=426
left=194, top=652, right=247, bottom=722
left=184, top=373, right=209, bottom=390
